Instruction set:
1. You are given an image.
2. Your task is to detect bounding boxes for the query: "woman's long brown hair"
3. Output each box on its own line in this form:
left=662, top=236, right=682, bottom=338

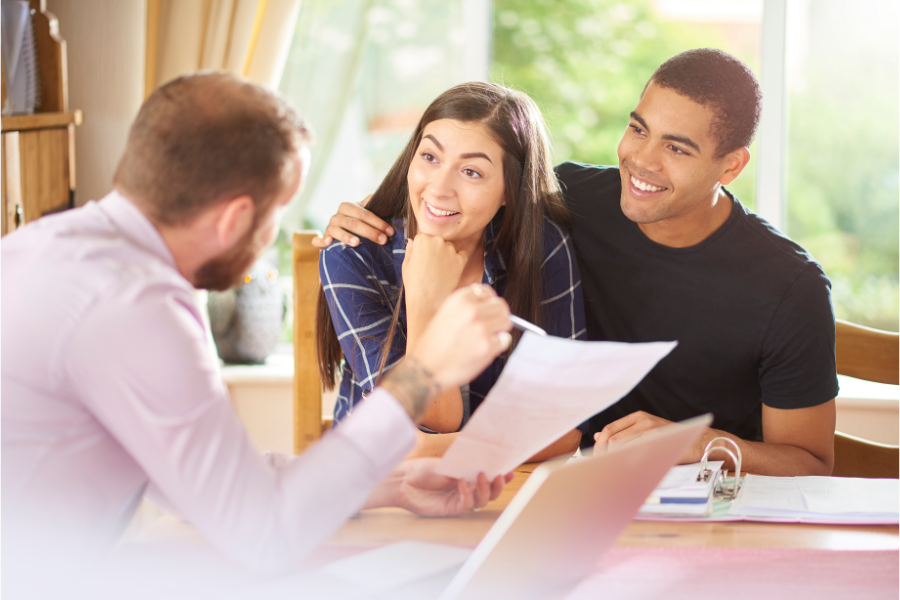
left=315, top=82, right=570, bottom=390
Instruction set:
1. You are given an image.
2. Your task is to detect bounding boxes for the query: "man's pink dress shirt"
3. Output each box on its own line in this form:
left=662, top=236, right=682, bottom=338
left=1, top=192, right=416, bottom=572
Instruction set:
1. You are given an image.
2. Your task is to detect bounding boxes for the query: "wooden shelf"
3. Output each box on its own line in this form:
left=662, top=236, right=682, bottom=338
left=1, top=110, right=82, bottom=133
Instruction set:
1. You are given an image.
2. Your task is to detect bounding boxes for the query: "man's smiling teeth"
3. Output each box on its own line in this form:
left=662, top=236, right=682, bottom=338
left=426, top=202, right=459, bottom=217
left=631, top=175, right=665, bottom=192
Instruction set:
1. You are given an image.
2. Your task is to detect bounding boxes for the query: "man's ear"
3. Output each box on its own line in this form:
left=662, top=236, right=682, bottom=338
left=215, top=195, right=255, bottom=247
left=719, top=147, right=751, bottom=186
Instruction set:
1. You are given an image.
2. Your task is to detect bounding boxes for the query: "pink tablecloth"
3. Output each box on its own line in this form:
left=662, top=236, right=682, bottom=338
left=567, top=547, right=899, bottom=600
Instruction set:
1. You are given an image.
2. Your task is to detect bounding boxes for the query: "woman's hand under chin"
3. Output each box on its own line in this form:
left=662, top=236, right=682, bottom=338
left=402, top=233, right=468, bottom=324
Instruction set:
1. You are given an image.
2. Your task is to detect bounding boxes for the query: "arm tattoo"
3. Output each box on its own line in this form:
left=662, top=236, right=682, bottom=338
left=380, top=356, right=443, bottom=421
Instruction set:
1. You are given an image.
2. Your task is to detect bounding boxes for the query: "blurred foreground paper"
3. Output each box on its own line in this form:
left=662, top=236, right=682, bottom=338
left=437, top=333, right=677, bottom=481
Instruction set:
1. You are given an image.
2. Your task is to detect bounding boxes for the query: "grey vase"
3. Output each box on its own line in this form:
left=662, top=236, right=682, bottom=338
left=207, top=259, right=286, bottom=364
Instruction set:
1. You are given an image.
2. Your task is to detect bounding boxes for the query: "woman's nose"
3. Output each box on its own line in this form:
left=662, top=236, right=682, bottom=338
left=427, top=166, right=455, bottom=199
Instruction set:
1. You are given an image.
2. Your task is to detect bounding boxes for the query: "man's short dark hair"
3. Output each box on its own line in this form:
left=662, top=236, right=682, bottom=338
left=114, top=72, right=311, bottom=227
left=647, top=48, right=762, bottom=158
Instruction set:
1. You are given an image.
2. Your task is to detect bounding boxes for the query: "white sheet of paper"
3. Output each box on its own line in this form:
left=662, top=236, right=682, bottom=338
left=799, top=476, right=899, bottom=516
left=729, top=475, right=807, bottom=516
left=319, top=542, right=470, bottom=593
left=437, top=333, right=677, bottom=481
left=730, top=475, right=900, bottom=520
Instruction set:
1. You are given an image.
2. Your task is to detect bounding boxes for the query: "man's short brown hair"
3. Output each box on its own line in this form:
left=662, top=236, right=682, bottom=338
left=114, top=72, right=311, bottom=226
left=647, top=48, right=762, bottom=158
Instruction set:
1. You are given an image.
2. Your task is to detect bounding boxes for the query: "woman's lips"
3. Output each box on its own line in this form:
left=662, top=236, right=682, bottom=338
left=424, top=201, right=460, bottom=221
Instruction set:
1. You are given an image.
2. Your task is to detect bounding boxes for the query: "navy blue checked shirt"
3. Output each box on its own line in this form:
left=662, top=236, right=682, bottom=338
left=320, top=214, right=587, bottom=429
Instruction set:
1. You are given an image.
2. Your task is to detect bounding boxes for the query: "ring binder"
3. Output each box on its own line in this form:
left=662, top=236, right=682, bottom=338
left=641, top=438, right=898, bottom=524
left=697, top=437, right=742, bottom=500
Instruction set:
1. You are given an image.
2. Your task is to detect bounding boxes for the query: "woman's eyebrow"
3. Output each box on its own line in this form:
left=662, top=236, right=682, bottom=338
left=422, top=134, right=494, bottom=164
left=460, top=152, right=493, bottom=164
left=423, top=134, right=444, bottom=151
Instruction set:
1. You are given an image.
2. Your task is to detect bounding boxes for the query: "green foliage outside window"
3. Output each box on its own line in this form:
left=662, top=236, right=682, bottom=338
left=783, top=2, right=899, bottom=331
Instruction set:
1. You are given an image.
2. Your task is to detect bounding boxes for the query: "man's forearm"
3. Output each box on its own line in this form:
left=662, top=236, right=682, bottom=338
left=406, top=309, right=464, bottom=432
left=380, top=356, right=443, bottom=423
left=363, top=467, right=404, bottom=510
left=691, top=428, right=834, bottom=476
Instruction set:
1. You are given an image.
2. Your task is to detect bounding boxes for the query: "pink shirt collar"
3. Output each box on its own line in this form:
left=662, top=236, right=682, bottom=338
left=98, top=190, right=178, bottom=271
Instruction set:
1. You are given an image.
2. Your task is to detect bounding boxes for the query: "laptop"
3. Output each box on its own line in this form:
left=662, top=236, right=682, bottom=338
left=308, top=414, right=713, bottom=600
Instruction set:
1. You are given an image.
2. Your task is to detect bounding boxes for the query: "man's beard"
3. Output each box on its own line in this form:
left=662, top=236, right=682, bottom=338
left=193, top=225, right=263, bottom=291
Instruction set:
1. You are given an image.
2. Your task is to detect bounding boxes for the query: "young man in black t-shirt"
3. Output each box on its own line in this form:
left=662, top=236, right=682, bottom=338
left=313, top=49, right=838, bottom=476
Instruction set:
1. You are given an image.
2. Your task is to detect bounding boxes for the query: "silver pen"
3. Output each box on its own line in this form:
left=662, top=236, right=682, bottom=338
left=510, top=314, right=547, bottom=337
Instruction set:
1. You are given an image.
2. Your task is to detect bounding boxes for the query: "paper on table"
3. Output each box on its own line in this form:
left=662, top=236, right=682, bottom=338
left=800, top=477, right=900, bottom=515
left=318, top=541, right=470, bottom=593
left=437, top=333, right=677, bottom=481
left=729, top=475, right=900, bottom=520
left=729, top=475, right=807, bottom=515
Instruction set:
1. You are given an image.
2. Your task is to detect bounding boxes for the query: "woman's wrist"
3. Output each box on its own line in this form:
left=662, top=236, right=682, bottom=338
left=404, top=297, right=440, bottom=342
left=380, top=355, right=443, bottom=422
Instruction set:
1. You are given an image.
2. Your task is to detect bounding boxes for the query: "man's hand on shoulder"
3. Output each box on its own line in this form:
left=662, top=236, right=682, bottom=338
left=311, top=195, right=394, bottom=248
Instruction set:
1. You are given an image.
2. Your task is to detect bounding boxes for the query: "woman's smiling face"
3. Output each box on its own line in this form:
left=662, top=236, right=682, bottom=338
left=407, top=119, right=506, bottom=250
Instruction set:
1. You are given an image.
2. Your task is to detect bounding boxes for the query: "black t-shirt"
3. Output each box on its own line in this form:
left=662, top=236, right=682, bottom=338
left=557, top=162, right=839, bottom=443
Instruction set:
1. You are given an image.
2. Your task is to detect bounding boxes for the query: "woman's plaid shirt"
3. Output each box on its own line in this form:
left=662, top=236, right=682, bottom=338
left=320, top=215, right=587, bottom=428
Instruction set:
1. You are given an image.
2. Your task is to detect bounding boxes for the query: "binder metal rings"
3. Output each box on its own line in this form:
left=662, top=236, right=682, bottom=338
left=696, top=437, right=743, bottom=500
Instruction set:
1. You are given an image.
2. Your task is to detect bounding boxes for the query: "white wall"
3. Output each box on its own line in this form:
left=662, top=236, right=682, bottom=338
left=46, top=0, right=146, bottom=205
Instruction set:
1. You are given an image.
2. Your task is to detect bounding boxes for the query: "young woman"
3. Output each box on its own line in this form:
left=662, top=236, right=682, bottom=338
left=316, top=82, right=586, bottom=458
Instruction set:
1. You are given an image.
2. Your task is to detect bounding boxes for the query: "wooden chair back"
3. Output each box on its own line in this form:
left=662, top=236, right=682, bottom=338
left=833, top=433, right=898, bottom=479
left=292, top=232, right=332, bottom=454
left=832, top=319, right=899, bottom=478
left=835, top=320, right=899, bottom=385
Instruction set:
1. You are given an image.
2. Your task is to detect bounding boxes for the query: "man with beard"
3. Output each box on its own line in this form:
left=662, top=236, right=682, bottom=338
left=1, top=73, right=514, bottom=574
left=313, top=49, right=838, bottom=477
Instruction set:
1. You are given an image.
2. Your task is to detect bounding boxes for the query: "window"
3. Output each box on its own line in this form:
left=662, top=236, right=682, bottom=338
left=782, top=0, right=899, bottom=330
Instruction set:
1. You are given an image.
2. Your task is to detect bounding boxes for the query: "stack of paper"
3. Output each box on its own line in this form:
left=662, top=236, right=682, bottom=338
left=437, top=333, right=676, bottom=481
left=638, top=461, right=724, bottom=517
left=729, top=475, right=900, bottom=524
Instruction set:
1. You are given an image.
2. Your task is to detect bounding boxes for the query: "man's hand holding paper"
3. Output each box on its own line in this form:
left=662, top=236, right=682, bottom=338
left=437, top=333, right=677, bottom=481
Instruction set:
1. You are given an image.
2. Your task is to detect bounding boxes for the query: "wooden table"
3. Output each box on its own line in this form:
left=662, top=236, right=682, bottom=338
left=125, top=461, right=898, bottom=600
left=324, top=463, right=900, bottom=551
left=134, top=462, right=898, bottom=553
left=123, top=462, right=897, bottom=600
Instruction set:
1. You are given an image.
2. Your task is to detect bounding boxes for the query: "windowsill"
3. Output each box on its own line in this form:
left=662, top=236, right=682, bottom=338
left=220, top=344, right=295, bottom=384
left=836, top=374, right=898, bottom=408
left=219, top=350, right=899, bottom=404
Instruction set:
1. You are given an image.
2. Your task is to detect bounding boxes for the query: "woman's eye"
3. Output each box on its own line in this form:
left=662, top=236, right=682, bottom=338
left=422, top=152, right=437, bottom=163
left=463, top=168, right=482, bottom=179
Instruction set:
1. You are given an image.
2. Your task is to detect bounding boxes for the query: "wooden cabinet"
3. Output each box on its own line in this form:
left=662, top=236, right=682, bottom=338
left=1, top=0, right=81, bottom=236
left=2, top=111, right=81, bottom=233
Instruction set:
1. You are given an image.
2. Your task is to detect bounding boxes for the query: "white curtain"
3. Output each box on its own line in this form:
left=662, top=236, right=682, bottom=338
left=146, top=0, right=302, bottom=94
left=277, top=0, right=373, bottom=232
